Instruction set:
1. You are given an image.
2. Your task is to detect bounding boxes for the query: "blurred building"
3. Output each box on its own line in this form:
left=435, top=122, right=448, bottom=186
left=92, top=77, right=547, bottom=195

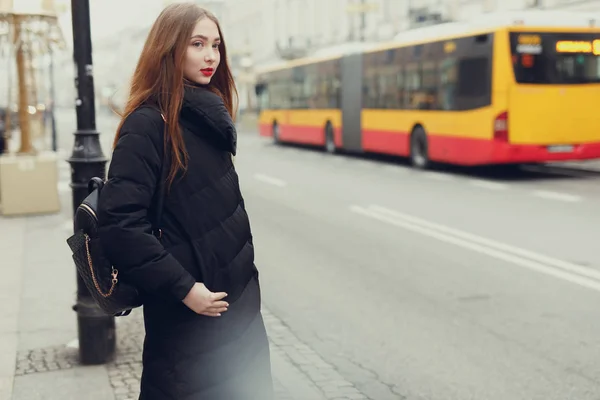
left=221, top=0, right=600, bottom=64
left=30, top=0, right=600, bottom=113
left=219, top=0, right=600, bottom=111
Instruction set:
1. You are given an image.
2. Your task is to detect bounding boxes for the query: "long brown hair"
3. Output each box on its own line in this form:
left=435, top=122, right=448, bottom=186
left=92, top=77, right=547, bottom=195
left=113, top=3, right=238, bottom=185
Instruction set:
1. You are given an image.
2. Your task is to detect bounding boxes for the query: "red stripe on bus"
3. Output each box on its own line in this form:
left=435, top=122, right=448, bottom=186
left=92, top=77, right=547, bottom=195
left=259, top=124, right=330, bottom=146
left=362, top=130, right=410, bottom=156
left=429, top=135, right=600, bottom=165
left=259, top=123, right=271, bottom=137
left=427, top=135, right=492, bottom=165
left=262, top=125, right=600, bottom=164
left=281, top=125, right=325, bottom=145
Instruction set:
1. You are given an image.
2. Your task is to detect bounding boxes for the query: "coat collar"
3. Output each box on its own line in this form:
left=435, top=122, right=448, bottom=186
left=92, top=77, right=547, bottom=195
left=180, top=85, right=237, bottom=155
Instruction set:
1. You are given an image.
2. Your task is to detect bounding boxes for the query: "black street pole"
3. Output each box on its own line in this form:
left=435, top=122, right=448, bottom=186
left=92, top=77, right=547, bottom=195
left=68, top=0, right=115, bottom=365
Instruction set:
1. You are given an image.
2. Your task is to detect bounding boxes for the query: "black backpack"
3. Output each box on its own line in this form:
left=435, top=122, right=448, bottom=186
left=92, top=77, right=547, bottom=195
left=66, top=109, right=169, bottom=316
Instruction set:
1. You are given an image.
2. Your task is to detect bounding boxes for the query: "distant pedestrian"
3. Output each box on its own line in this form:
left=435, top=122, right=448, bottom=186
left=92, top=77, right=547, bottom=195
left=0, top=123, right=5, bottom=154
left=97, top=3, right=273, bottom=399
left=0, top=108, right=6, bottom=153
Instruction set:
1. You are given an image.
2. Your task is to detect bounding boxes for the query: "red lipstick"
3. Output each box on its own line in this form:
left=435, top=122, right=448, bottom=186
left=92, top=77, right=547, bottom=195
left=201, top=68, right=214, bottom=77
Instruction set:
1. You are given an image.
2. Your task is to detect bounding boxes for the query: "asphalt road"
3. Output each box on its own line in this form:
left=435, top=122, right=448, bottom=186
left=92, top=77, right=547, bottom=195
left=54, top=109, right=600, bottom=400
left=234, top=134, right=600, bottom=400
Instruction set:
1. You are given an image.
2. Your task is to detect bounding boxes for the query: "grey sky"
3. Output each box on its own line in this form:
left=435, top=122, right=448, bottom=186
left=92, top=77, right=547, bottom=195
left=54, top=0, right=167, bottom=47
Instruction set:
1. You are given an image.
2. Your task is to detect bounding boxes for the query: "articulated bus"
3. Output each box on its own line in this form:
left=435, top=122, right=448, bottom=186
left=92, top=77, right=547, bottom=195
left=255, top=11, right=600, bottom=168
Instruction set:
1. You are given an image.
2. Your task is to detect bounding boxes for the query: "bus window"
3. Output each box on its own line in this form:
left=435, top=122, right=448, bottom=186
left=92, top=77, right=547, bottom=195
left=455, top=57, right=491, bottom=110
left=378, top=65, right=400, bottom=108
left=330, top=75, right=341, bottom=109
left=271, top=76, right=291, bottom=110
left=396, top=68, right=406, bottom=109
left=255, top=83, right=269, bottom=111
left=421, top=61, right=438, bottom=110
left=510, top=32, right=600, bottom=84
left=304, top=65, right=317, bottom=109
left=457, top=58, right=488, bottom=97
left=363, top=54, right=380, bottom=108
left=290, top=68, right=305, bottom=108
left=405, top=63, right=421, bottom=109
left=439, top=58, right=457, bottom=110
left=363, top=48, right=404, bottom=109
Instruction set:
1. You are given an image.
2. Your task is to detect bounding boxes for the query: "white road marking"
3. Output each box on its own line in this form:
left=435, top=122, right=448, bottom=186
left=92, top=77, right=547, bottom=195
left=532, top=190, right=581, bottom=203
left=349, top=204, right=600, bottom=292
left=253, top=173, right=287, bottom=187
left=469, top=179, right=508, bottom=190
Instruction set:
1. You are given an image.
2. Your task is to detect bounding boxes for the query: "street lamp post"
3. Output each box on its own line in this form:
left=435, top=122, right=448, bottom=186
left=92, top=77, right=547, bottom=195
left=68, top=0, right=115, bottom=365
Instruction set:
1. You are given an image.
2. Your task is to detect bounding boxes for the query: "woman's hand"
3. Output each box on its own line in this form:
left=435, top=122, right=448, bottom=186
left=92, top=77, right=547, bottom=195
left=182, top=283, right=229, bottom=317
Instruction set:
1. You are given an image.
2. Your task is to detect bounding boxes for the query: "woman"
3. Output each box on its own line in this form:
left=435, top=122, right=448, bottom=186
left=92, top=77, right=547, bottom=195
left=97, top=3, right=273, bottom=399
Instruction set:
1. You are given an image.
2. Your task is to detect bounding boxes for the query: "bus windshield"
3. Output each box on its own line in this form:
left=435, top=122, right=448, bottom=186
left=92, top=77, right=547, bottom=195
left=509, top=32, right=600, bottom=84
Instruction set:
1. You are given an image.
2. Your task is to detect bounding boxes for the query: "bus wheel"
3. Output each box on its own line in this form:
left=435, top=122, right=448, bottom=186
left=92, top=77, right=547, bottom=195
left=325, top=123, right=336, bottom=154
left=272, top=122, right=280, bottom=144
left=410, top=126, right=430, bottom=169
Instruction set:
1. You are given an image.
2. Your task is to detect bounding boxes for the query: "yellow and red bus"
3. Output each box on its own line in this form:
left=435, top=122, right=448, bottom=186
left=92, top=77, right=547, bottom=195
left=255, top=12, right=600, bottom=168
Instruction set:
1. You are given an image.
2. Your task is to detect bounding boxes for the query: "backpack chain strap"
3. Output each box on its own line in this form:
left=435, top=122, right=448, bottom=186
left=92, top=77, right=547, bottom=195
left=84, top=233, right=118, bottom=298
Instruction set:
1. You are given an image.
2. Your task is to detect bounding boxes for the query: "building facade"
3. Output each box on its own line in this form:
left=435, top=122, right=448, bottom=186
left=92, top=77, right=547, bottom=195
left=218, top=0, right=600, bottom=111
left=19, top=0, right=600, bottom=113
left=221, top=0, right=600, bottom=66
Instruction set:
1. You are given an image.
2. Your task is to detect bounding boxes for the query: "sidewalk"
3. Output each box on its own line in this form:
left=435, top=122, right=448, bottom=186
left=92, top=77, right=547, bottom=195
left=1, top=151, right=367, bottom=400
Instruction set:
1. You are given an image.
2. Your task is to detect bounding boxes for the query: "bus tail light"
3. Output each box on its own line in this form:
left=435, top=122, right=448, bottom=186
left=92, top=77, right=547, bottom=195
left=494, top=112, right=509, bottom=142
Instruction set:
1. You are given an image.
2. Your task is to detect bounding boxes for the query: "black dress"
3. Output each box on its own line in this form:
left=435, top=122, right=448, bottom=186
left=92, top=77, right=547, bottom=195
left=97, top=86, right=273, bottom=399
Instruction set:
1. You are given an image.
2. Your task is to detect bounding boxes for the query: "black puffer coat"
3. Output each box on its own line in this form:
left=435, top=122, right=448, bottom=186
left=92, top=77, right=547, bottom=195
left=97, top=86, right=273, bottom=399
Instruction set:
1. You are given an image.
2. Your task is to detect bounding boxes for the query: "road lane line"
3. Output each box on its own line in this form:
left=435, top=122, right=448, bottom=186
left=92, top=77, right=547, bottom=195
left=253, top=173, right=287, bottom=187
left=369, top=204, right=600, bottom=281
left=349, top=204, right=600, bottom=292
left=532, top=190, right=581, bottom=203
left=469, top=179, right=508, bottom=190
